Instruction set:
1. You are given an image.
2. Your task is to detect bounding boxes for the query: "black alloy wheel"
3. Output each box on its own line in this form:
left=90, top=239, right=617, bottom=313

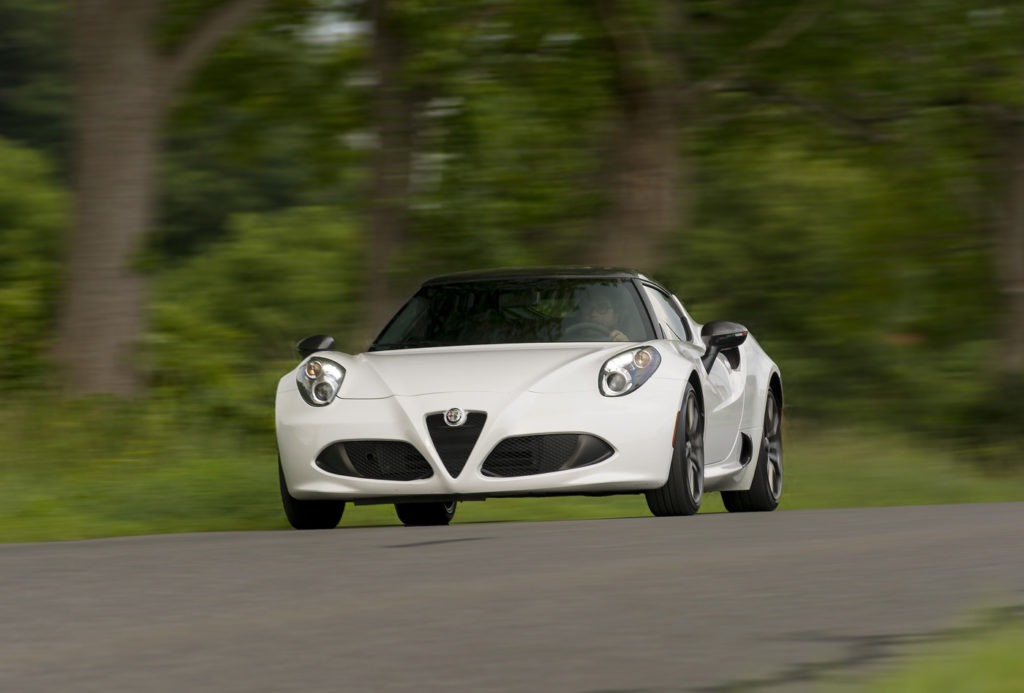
left=646, top=382, right=704, bottom=517
left=395, top=500, right=457, bottom=526
left=279, top=459, right=345, bottom=529
left=722, top=390, right=782, bottom=512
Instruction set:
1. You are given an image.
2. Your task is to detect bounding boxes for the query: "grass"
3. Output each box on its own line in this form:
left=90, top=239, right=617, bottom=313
left=847, top=612, right=1024, bottom=693
left=2, top=398, right=1023, bottom=542
left=865, top=629, right=1024, bottom=692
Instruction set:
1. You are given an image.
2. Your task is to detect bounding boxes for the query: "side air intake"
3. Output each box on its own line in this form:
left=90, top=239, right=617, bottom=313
left=481, top=434, right=614, bottom=478
left=316, top=441, right=433, bottom=481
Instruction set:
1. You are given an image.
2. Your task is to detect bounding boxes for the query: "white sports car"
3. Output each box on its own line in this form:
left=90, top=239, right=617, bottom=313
left=276, top=267, right=783, bottom=528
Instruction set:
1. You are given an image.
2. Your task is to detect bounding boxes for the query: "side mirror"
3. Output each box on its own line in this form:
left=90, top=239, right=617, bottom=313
left=296, top=334, right=336, bottom=359
left=700, top=321, right=748, bottom=372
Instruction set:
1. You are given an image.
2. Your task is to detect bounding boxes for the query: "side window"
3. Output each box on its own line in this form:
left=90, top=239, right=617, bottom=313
left=643, top=286, right=692, bottom=341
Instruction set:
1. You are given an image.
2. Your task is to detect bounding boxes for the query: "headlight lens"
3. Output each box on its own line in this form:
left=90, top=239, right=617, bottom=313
left=600, top=346, right=661, bottom=397
left=296, top=357, right=345, bottom=406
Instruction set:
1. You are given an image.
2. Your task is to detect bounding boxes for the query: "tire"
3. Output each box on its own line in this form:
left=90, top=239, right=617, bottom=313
left=279, top=460, right=345, bottom=529
left=395, top=500, right=457, bottom=526
left=646, top=382, right=704, bottom=517
left=722, top=390, right=782, bottom=512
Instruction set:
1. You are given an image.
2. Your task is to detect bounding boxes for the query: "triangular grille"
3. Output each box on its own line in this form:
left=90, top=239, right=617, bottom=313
left=425, top=412, right=486, bottom=478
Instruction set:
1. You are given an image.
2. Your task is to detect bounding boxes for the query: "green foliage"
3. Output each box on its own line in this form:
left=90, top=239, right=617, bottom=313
left=0, top=0, right=1022, bottom=469
left=953, top=373, right=1024, bottom=473
left=156, top=0, right=351, bottom=258
left=0, top=138, right=66, bottom=389
left=0, top=395, right=282, bottom=542
left=0, top=0, right=69, bottom=159
left=661, top=140, right=986, bottom=424
left=386, top=0, right=618, bottom=276
left=4, top=398, right=1024, bottom=542
left=147, top=206, right=363, bottom=429
left=861, top=622, right=1024, bottom=693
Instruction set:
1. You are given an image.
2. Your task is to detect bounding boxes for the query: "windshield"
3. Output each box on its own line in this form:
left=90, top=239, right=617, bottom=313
left=370, top=278, right=655, bottom=350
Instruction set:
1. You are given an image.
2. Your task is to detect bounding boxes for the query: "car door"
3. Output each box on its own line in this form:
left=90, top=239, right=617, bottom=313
left=642, top=286, right=745, bottom=465
left=699, top=338, right=746, bottom=465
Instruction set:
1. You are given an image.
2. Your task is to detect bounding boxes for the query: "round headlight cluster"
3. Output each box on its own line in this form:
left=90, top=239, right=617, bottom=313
left=599, top=346, right=661, bottom=397
left=296, top=357, right=345, bottom=406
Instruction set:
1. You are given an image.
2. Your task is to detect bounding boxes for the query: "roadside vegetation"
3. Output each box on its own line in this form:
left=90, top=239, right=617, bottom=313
left=852, top=618, right=1024, bottom=693
left=3, top=396, right=1023, bottom=543
left=2, top=1, right=1024, bottom=545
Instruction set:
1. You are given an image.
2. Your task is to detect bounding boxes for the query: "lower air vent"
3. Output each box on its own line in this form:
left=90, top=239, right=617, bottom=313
left=481, top=434, right=614, bottom=478
left=316, top=441, right=433, bottom=481
left=739, top=433, right=753, bottom=466
left=425, top=412, right=487, bottom=478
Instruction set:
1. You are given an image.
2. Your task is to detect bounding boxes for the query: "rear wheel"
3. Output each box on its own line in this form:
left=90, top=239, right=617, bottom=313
left=279, top=460, right=345, bottom=529
left=722, top=390, right=782, bottom=512
left=646, top=382, right=704, bottom=517
left=395, top=500, right=457, bottom=526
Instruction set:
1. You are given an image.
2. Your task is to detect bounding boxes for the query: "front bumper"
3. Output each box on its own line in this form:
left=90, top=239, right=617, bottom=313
left=276, top=379, right=682, bottom=500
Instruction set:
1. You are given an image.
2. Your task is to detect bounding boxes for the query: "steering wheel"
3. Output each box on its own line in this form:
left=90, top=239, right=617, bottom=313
left=562, top=322, right=612, bottom=341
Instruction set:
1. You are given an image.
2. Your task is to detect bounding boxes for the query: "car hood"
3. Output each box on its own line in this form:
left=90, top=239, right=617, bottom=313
left=338, top=343, right=631, bottom=398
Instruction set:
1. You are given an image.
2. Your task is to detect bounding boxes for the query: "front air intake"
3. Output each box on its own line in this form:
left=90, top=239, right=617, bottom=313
left=481, top=434, right=614, bottom=477
left=316, top=441, right=433, bottom=481
left=425, top=412, right=487, bottom=478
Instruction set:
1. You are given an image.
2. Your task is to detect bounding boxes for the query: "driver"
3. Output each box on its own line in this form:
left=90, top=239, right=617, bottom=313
left=571, top=289, right=630, bottom=342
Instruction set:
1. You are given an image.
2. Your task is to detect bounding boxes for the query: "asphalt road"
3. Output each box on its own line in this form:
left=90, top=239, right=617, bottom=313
left=2, top=503, right=1023, bottom=693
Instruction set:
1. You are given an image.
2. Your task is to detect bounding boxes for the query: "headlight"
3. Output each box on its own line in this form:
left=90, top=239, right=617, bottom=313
left=296, top=357, right=345, bottom=406
left=599, top=346, right=661, bottom=397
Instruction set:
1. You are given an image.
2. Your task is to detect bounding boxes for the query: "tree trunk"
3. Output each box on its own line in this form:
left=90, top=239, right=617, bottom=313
left=57, top=0, right=269, bottom=395
left=997, top=116, right=1024, bottom=373
left=364, top=0, right=414, bottom=344
left=592, top=93, right=685, bottom=271
left=590, top=0, right=687, bottom=272
left=56, top=1, right=163, bottom=395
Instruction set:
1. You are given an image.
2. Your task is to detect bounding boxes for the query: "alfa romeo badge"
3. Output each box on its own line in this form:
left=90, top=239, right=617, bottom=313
left=444, top=407, right=466, bottom=427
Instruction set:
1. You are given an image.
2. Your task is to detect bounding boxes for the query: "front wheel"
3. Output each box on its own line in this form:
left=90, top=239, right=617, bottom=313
left=279, top=460, right=345, bottom=529
left=395, top=500, right=457, bottom=526
left=722, top=390, right=782, bottom=512
left=646, top=382, right=704, bottom=517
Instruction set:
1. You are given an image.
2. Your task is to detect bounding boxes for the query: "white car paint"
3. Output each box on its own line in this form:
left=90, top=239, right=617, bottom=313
left=276, top=269, right=783, bottom=517
left=277, top=335, right=780, bottom=501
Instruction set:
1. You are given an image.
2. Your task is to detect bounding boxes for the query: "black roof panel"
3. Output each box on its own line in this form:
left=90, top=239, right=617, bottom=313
left=422, top=266, right=645, bottom=286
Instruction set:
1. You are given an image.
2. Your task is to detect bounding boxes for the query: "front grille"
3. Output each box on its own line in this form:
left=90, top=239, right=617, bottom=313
left=316, top=441, right=433, bottom=481
left=481, top=434, right=614, bottom=477
left=425, top=412, right=487, bottom=478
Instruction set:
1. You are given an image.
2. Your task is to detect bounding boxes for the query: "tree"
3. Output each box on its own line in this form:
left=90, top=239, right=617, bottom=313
left=57, top=0, right=273, bottom=395
left=724, top=0, right=1024, bottom=376
left=0, top=138, right=66, bottom=388
left=364, top=0, right=416, bottom=340
left=589, top=0, right=685, bottom=270
left=0, top=0, right=70, bottom=161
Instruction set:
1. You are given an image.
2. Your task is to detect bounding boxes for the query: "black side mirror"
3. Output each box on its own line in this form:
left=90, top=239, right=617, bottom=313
left=700, top=321, right=748, bottom=372
left=296, top=334, right=336, bottom=359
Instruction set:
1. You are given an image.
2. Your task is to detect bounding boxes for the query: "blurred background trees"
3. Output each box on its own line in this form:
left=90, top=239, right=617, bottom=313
left=1, top=0, right=1022, bottom=466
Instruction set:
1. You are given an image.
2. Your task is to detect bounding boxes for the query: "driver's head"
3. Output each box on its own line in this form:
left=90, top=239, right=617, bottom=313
left=578, top=288, right=619, bottom=329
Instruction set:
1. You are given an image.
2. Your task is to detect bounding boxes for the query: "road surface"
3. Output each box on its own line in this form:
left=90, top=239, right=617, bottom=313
left=2, top=503, right=1023, bottom=692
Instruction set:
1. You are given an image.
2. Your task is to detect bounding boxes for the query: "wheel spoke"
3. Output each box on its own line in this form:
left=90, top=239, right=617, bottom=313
left=688, top=406, right=701, bottom=439
left=770, top=457, right=782, bottom=497
left=689, top=459, right=703, bottom=502
left=766, top=397, right=778, bottom=437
